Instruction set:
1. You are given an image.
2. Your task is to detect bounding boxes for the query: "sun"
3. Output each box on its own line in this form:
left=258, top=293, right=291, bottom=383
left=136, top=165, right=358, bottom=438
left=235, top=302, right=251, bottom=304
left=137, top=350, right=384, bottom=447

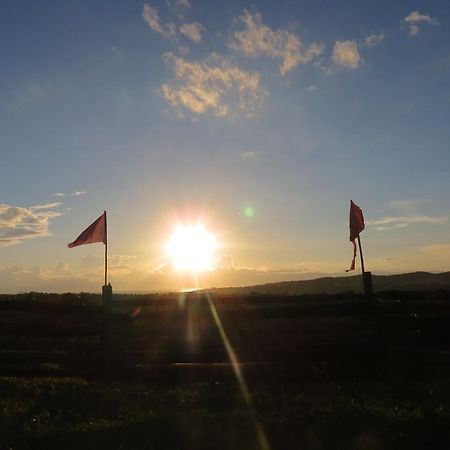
left=165, top=223, right=219, bottom=272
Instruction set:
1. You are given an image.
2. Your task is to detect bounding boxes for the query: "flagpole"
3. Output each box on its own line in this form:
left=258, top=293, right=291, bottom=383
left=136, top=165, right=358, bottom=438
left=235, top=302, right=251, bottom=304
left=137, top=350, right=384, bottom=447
left=105, top=241, right=107, bottom=286
left=357, top=234, right=365, bottom=275
left=104, top=211, right=107, bottom=286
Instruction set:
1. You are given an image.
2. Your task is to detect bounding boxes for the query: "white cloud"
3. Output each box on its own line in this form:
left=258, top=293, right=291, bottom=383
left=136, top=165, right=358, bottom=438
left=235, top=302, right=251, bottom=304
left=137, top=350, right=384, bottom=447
left=364, top=33, right=384, bottom=47
left=52, top=191, right=87, bottom=198
left=367, top=214, right=447, bottom=231
left=408, top=25, right=419, bottom=36
left=0, top=203, right=63, bottom=247
left=179, top=22, right=205, bottom=43
left=241, top=151, right=256, bottom=159
left=403, top=10, right=438, bottom=36
left=230, top=10, right=324, bottom=75
left=142, top=3, right=176, bottom=39
left=332, top=40, right=361, bottom=70
left=161, top=52, right=267, bottom=117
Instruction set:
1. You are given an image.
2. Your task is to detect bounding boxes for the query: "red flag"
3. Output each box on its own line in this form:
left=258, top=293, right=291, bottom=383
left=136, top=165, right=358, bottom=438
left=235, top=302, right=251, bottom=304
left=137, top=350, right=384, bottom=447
left=68, top=211, right=107, bottom=248
left=346, top=201, right=365, bottom=272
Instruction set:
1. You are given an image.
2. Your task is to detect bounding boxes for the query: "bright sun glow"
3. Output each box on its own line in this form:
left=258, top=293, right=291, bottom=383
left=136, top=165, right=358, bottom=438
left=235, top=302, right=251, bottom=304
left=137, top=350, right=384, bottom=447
left=165, top=224, right=219, bottom=271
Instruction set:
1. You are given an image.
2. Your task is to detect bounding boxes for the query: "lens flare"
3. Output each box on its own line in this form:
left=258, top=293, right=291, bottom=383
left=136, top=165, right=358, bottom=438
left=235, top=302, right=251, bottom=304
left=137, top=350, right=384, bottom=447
left=244, top=206, right=255, bottom=218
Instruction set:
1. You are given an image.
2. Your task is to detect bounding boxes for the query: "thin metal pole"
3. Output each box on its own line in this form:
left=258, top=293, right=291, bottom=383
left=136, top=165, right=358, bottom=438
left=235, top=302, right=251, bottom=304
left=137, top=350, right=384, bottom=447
left=357, top=234, right=365, bottom=275
left=104, top=211, right=107, bottom=286
left=105, top=242, right=107, bottom=286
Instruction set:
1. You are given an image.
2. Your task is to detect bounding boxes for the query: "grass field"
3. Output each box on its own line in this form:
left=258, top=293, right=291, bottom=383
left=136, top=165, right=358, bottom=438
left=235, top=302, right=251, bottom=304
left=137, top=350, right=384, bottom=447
left=1, top=291, right=450, bottom=449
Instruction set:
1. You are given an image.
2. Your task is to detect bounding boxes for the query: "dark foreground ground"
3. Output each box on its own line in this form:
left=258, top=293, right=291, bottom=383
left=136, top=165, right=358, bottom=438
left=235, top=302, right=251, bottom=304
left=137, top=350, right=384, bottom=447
left=1, top=291, right=450, bottom=450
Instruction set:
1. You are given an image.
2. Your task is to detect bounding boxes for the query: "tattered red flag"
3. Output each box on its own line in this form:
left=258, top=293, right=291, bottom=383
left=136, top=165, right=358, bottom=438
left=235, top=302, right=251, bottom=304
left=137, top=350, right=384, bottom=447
left=68, top=211, right=107, bottom=248
left=346, top=200, right=365, bottom=272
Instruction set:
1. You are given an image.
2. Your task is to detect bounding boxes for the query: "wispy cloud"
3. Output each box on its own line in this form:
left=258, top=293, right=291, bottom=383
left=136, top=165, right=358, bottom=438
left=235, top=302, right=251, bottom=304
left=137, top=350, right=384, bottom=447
left=388, top=199, right=429, bottom=212
left=332, top=40, right=361, bottom=70
left=175, top=0, right=190, bottom=10
left=30, top=202, right=62, bottom=210
left=52, top=191, right=87, bottom=198
left=367, top=214, right=447, bottom=231
left=161, top=52, right=267, bottom=117
left=179, top=22, right=205, bottom=43
left=230, top=10, right=324, bottom=75
left=364, top=32, right=384, bottom=47
left=142, top=3, right=176, bottom=39
left=403, top=10, right=438, bottom=36
left=7, top=80, right=55, bottom=113
left=0, top=203, right=63, bottom=247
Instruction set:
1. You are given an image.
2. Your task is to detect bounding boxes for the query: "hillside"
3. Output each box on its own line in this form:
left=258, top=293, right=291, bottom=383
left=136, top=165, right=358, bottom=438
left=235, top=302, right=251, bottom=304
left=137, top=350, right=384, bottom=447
left=206, top=271, right=450, bottom=296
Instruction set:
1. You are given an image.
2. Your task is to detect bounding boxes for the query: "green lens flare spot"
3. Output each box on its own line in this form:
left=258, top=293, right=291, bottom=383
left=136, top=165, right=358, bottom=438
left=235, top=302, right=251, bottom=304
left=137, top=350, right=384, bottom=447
left=244, top=206, right=255, bottom=218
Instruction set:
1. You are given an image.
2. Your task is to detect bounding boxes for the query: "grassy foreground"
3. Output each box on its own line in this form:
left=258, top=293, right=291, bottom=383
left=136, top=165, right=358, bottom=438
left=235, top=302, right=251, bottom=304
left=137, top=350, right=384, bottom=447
left=1, top=376, right=449, bottom=450
left=1, top=291, right=450, bottom=449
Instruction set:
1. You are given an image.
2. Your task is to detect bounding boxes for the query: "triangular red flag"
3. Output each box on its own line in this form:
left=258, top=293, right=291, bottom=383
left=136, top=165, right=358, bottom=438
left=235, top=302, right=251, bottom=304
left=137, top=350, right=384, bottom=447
left=346, top=200, right=365, bottom=272
left=349, top=200, right=365, bottom=242
left=68, top=211, right=107, bottom=248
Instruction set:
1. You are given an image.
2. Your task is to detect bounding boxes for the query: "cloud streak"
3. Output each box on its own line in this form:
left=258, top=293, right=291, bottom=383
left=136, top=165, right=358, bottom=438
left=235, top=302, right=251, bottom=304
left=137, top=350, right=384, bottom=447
left=230, top=10, right=323, bottom=75
left=161, top=52, right=267, bottom=117
left=367, top=214, right=447, bottom=231
left=388, top=199, right=429, bottom=212
left=30, top=203, right=62, bottom=210
left=52, top=191, right=87, bottom=198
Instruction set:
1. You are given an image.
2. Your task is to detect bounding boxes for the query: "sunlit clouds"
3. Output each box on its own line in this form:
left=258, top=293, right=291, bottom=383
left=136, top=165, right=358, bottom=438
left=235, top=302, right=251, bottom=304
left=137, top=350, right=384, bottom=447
left=179, top=22, right=205, bottom=43
left=0, top=203, right=63, bottom=247
left=230, top=10, right=324, bottom=75
left=142, top=2, right=203, bottom=42
left=142, top=4, right=176, bottom=39
left=161, top=53, right=267, bottom=117
left=403, top=10, right=438, bottom=36
left=332, top=40, right=361, bottom=70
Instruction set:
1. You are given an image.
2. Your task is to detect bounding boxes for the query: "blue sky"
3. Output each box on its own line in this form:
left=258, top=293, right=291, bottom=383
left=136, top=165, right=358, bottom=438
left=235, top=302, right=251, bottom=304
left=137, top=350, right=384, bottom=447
left=1, top=0, right=450, bottom=292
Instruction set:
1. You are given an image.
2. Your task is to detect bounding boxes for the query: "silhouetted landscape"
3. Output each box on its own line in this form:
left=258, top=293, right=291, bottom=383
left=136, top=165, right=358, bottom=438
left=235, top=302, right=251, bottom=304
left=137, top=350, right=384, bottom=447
left=206, top=271, right=450, bottom=296
left=1, top=276, right=450, bottom=449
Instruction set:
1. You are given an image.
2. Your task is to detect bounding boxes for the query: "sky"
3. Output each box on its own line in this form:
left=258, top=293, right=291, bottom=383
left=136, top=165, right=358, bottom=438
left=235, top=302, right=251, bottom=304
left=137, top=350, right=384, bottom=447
left=1, top=0, right=450, bottom=293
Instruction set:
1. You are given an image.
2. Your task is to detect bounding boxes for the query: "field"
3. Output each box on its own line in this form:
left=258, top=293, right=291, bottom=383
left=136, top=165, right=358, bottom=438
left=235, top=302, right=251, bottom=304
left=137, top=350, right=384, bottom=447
left=1, top=291, right=450, bottom=450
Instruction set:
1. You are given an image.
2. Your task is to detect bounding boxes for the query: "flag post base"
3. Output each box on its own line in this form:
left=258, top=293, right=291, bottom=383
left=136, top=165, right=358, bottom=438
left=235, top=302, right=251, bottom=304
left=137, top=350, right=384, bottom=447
left=363, top=271, right=373, bottom=299
left=102, top=283, right=113, bottom=312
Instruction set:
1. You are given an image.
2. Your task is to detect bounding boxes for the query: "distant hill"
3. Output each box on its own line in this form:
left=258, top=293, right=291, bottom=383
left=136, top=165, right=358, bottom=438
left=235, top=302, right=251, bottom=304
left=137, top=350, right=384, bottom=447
left=206, top=271, right=450, bottom=296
